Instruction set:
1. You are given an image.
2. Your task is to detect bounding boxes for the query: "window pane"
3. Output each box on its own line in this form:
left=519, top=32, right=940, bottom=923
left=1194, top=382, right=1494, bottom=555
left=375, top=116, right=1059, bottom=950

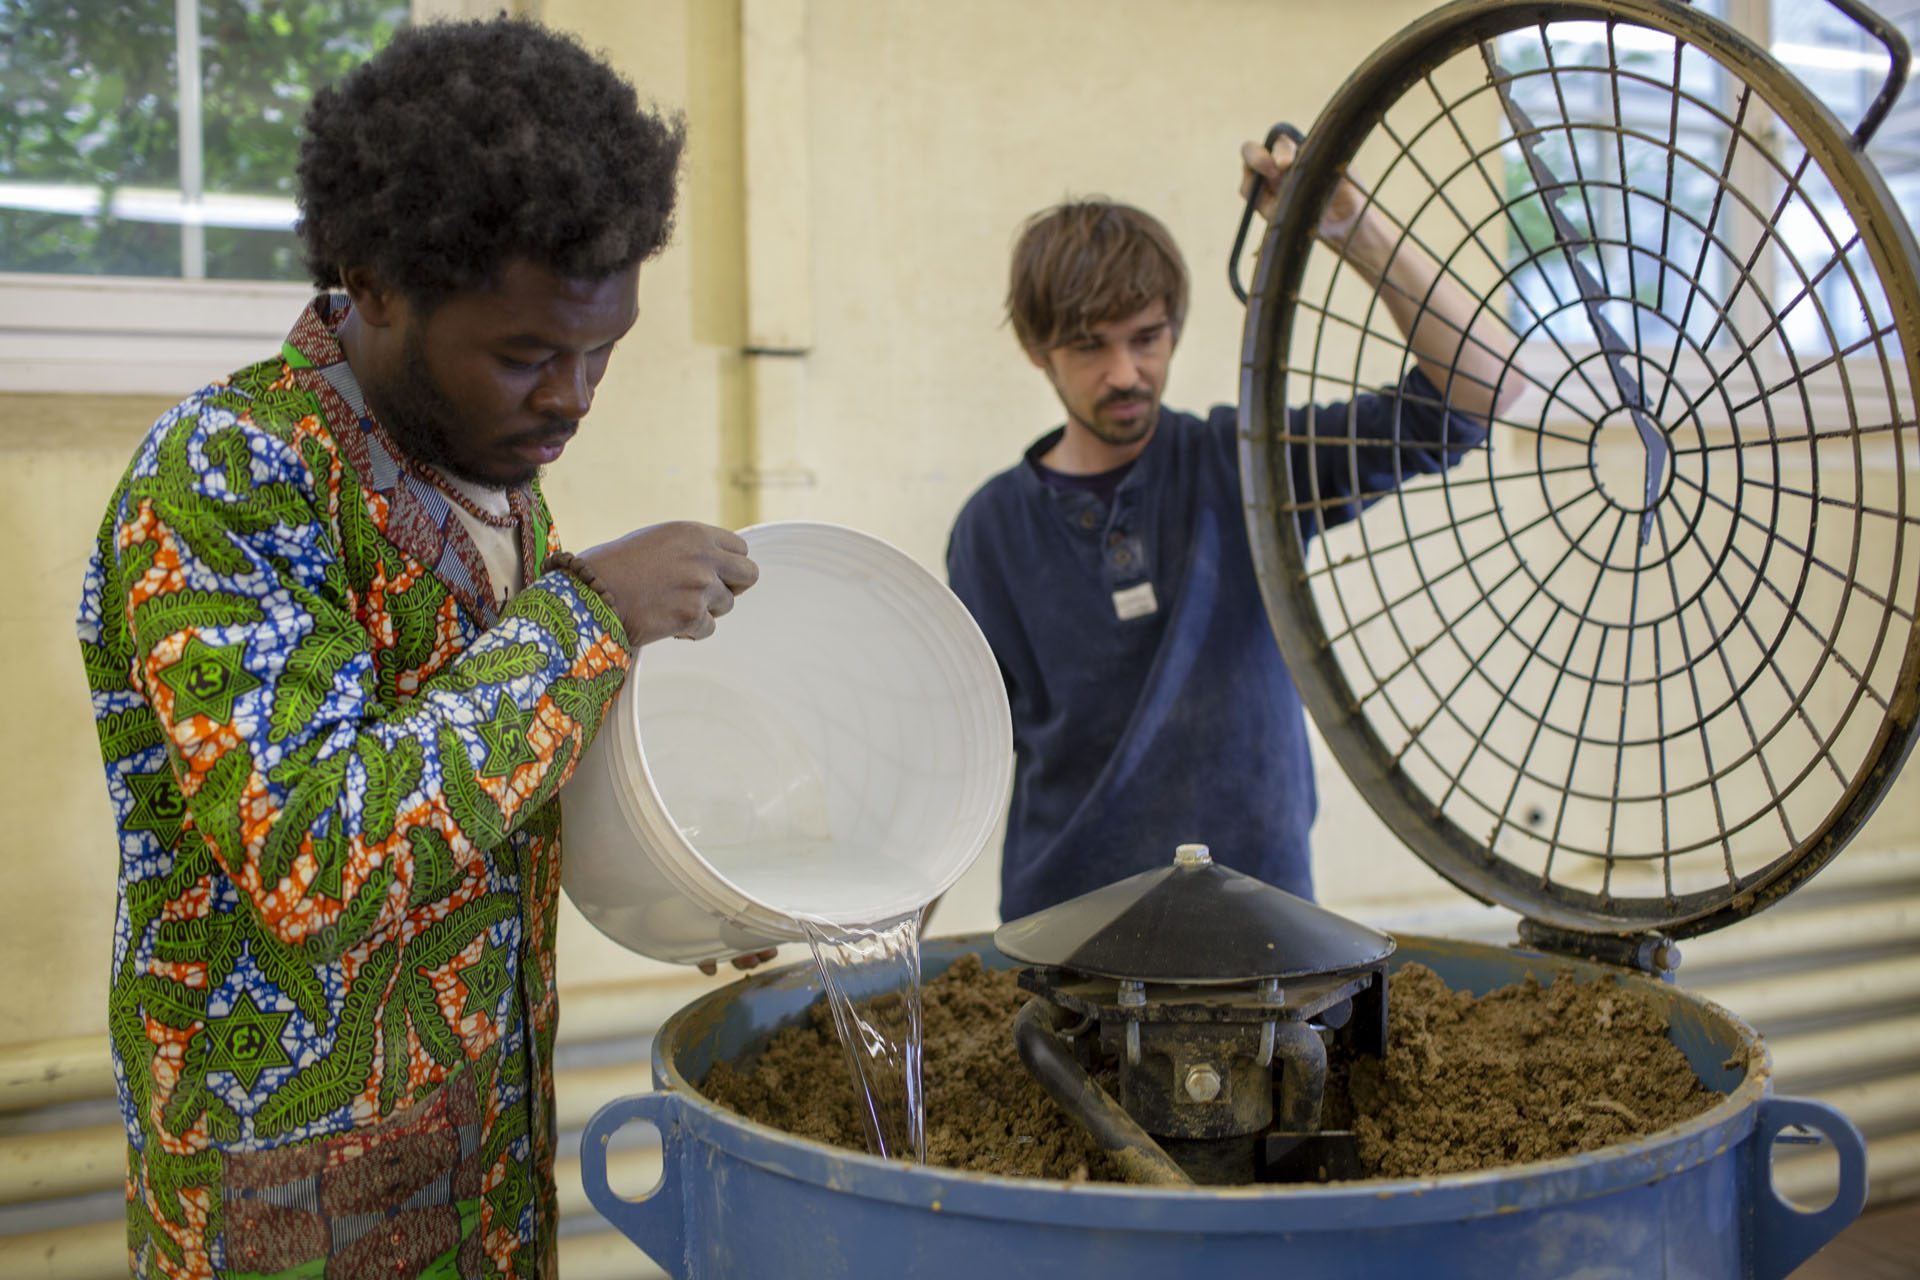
left=1496, top=3, right=1736, bottom=351
left=0, top=1, right=182, bottom=274
left=196, top=0, right=407, bottom=280
left=0, top=0, right=407, bottom=282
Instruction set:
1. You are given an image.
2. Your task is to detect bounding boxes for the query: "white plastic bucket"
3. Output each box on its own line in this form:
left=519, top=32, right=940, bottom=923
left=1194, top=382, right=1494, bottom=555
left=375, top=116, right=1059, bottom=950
left=560, top=521, right=1013, bottom=964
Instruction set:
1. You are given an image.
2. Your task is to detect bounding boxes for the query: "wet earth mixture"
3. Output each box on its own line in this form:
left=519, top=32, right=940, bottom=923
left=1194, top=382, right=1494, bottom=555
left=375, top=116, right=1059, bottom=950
left=702, top=954, right=1724, bottom=1182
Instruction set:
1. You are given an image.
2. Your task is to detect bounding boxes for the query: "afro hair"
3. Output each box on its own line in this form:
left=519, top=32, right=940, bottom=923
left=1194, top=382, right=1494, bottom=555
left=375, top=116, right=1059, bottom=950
left=296, top=17, right=685, bottom=303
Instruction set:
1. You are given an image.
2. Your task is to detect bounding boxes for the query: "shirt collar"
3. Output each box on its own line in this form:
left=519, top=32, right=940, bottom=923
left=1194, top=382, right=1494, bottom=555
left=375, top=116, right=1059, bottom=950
left=278, top=294, right=525, bottom=625
left=1018, top=408, right=1172, bottom=497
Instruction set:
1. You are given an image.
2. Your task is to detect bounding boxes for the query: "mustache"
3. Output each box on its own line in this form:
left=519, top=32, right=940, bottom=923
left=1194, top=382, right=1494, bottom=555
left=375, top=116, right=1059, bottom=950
left=1098, top=390, right=1150, bottom=409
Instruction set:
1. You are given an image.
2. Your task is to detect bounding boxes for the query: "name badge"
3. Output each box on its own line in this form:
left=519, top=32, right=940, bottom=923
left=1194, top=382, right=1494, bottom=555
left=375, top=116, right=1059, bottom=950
left=1112, top=581, right=1158, bottom=621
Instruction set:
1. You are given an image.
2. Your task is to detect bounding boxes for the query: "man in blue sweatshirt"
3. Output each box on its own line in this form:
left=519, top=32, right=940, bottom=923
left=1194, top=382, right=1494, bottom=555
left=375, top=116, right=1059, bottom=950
left=947, top=137, right=1519, bottom=920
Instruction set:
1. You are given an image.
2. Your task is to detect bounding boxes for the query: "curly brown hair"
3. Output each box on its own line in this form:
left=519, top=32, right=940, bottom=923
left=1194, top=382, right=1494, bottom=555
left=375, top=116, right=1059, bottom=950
left=296, top=16, right=685, bottom=304
left=1006, top=200, right=1189, bottom=354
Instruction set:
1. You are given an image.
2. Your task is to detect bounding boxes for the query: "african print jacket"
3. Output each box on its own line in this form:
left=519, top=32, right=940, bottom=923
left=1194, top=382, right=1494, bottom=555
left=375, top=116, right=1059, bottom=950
left=76, top=297, right=631, bottom=1279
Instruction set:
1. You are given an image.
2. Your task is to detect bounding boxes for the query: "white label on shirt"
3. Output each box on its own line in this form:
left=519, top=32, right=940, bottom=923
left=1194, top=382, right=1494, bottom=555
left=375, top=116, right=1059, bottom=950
left=1112, top=581, right=1159, bottom=621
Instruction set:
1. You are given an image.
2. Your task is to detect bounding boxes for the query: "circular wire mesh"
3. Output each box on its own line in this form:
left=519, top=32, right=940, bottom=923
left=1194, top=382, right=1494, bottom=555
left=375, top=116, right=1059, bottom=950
left=1241, top=0, right=1920, bottom=936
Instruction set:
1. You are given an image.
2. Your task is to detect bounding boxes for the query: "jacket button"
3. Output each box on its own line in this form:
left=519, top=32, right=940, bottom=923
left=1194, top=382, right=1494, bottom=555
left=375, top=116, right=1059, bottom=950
left=1078, top=509, right=1099, bottom=529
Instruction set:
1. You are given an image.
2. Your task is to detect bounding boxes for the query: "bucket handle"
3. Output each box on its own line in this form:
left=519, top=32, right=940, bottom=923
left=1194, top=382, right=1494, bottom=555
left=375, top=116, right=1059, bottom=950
left=1749, top=1095, right=1868, bottom=1279
left=580, top=1091, right=688, bottom=1275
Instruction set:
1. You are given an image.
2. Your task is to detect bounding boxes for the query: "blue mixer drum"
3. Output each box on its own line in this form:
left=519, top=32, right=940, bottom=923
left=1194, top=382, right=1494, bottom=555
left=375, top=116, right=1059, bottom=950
left=581, top=933, right=1864, bottom=1280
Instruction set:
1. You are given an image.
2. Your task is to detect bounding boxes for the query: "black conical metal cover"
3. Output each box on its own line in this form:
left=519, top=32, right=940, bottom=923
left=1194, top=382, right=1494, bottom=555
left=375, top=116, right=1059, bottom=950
left=993, top=850, right=1395, bottom=984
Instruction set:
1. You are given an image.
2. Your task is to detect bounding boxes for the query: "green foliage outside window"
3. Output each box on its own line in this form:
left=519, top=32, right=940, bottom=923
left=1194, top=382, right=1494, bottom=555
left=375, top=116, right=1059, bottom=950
left=0, top=0, right=407, bottom=281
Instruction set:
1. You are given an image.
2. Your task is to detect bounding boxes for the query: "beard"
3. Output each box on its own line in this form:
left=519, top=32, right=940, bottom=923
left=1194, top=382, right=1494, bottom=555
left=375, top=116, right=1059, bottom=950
left=372, top=329, right=573, bottom=491
left=371, top=329, right=504, bottom=487
left=1075, top=388, right=1157, bottom=446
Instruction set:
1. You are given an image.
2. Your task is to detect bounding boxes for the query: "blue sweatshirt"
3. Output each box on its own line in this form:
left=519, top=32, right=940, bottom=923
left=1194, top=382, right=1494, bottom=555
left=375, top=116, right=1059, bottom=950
left=946, top=368, right=1484, bottom=921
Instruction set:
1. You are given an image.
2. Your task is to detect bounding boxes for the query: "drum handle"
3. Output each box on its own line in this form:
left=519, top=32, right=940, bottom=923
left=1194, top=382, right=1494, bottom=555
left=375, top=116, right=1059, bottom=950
left=1748, top=1094, right=1869, bottom=1280
left=580, top=1091, right=690, bottom=1276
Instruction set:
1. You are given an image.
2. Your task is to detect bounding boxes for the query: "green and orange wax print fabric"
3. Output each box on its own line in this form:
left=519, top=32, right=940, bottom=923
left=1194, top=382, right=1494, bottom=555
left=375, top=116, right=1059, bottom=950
left=76, top=297, right=632, bottom=1279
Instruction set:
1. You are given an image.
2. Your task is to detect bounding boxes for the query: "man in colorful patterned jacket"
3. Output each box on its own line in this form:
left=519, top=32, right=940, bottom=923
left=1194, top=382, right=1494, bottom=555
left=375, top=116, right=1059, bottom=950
left=76, top=18, right=761, bottom=1278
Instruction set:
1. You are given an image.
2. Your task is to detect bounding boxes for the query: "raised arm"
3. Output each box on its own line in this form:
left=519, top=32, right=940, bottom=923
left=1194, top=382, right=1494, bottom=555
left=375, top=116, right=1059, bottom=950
left=1241, top=135, right=1521, bottom=425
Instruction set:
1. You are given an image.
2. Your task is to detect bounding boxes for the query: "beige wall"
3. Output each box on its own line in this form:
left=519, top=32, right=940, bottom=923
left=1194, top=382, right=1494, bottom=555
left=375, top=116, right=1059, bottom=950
left=2, top=394, right=177, bottom=1041
left=5, top=0, right=1916, bottom=1046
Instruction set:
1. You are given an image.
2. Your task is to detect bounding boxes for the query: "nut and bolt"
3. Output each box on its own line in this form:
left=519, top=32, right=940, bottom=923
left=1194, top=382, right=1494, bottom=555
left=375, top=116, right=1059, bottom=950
left=1183, top=1064, right=1223, bottom=1103
left=1173, top=843, right=1213, bottom=869
left=1118, top=981, right=1145, bottom=1064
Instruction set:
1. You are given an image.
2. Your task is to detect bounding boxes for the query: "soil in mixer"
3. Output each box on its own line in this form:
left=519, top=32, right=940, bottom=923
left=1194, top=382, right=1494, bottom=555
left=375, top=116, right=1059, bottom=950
left=702, top=953, right=1727, bottom=1182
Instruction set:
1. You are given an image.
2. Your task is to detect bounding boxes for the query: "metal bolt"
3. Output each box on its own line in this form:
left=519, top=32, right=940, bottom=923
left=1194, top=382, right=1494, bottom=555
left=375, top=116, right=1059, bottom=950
left=1118, top=980, right=1146, bottom=1064
left=1184, top=1064, right=1223, bottom=1103
left=1174, top=843, right=1213, bottom=868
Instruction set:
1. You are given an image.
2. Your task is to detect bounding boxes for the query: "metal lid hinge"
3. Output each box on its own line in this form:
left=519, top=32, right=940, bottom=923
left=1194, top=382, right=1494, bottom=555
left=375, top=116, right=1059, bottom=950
left=1515, top=919, right=1682, bottom=983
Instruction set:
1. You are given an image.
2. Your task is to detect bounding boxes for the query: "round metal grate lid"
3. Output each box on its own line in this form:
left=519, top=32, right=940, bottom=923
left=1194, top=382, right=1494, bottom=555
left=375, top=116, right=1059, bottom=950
left=1238, top=0, right=1920, bottom=939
